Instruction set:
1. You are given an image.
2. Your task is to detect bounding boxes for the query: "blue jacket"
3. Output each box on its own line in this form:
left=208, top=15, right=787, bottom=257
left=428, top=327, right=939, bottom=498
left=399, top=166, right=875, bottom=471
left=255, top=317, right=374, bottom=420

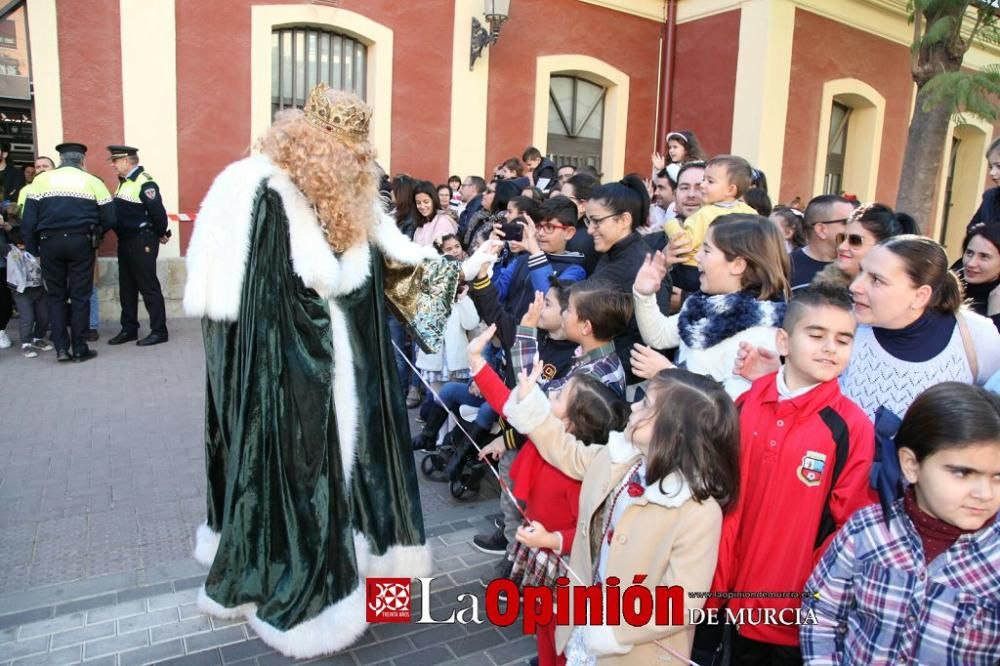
left=492, top=250, right=587, bottom=321
left=457, top=194, right=483, bottom=240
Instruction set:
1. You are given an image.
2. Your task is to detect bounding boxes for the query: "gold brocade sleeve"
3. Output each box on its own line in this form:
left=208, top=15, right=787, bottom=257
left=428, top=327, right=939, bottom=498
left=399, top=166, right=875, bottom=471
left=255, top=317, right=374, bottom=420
left=381, top=255, right=461, bottom=354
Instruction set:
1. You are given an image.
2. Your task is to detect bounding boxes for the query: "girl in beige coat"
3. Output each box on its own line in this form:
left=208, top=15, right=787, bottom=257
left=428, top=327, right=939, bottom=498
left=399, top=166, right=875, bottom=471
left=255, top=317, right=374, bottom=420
left=504, top=366, right=740, bottom=664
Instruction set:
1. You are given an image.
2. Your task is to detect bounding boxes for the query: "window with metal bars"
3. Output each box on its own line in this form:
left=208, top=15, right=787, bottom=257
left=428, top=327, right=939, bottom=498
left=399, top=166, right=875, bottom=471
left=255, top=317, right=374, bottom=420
left=271, top=27, right=367, bottom=116
left=546, top=75, right=605, bottom=172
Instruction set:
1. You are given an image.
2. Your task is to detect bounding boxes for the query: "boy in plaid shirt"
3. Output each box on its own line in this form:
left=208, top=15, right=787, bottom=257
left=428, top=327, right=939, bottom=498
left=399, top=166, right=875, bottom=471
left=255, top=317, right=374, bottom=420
left=800, top=383, right=1000, bottom=665
left=512, top=278, right=629, bottom=398
left=474, top=279, right=630, bottom=588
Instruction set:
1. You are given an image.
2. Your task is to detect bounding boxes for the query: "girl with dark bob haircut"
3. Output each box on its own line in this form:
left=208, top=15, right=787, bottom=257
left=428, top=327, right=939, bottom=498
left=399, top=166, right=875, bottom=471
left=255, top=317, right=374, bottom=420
left=801, top=382, right=1000, bottom=665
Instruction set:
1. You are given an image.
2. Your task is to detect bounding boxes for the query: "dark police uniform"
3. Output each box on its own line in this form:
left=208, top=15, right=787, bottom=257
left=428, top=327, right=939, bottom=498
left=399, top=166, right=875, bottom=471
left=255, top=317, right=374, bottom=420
left=107, top=146, right=168, bottom=345
left=21, top=143, right=115, bottom=361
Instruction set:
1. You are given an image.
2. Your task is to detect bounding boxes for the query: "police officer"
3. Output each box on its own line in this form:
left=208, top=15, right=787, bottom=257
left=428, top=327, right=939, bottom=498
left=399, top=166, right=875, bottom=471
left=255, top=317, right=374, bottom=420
left=21, top=142, right=115, bottom=362
left=106, top=145, right=169, bottom=346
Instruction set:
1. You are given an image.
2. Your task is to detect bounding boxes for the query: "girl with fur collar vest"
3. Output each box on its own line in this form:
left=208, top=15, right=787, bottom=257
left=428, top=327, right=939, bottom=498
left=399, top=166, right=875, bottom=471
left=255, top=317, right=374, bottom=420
left=631, top=214, right=790, bottom=399
left=503, top=365, right=740, bottom=665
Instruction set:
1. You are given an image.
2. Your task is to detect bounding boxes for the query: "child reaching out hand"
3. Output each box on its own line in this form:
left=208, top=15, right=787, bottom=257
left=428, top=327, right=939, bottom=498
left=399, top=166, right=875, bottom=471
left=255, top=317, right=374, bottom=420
left=468, top=322, right=629, bottom=666
left=502, top=361, right=740, bottom=664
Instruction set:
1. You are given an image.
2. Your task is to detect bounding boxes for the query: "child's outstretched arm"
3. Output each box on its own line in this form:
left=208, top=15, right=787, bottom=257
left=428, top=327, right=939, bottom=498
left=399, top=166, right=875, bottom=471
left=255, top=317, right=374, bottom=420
left=633, top=253, right=681, bottom=349
left=800, top=520, right=858, bottom=664
left=502, top=364, right=601, bottom=481
left=510, top=291, right=543, bottom=378
left=468, top=324, right=511, bottom=419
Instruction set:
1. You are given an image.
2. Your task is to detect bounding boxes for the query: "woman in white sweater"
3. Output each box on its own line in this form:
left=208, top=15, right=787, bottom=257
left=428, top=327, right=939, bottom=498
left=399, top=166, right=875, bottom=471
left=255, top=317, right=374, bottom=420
left=736, top=235, right=1000, bottom=421
left=632, top=214, right=790, bottom=398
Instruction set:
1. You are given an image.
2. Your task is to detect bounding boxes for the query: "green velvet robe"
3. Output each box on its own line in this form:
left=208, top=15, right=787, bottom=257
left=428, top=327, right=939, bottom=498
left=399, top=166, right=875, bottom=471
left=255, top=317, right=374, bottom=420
left=188, top=166, right=442, bottom=657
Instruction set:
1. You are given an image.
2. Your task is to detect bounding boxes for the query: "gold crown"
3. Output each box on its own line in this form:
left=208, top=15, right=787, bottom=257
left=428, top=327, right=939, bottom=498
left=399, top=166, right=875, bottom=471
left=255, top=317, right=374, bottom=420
left=303, top=83, right=371, bottom=140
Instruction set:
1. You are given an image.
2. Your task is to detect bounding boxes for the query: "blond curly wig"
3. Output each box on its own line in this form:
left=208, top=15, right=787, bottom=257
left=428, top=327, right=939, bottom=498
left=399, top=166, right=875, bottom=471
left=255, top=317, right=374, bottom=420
left=258, top=90, right=378, bottom=253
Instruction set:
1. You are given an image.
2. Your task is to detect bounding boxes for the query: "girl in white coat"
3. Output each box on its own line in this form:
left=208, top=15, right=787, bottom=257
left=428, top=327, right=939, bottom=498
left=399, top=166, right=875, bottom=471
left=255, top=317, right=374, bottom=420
left=631, top=214, right=790, bottom=399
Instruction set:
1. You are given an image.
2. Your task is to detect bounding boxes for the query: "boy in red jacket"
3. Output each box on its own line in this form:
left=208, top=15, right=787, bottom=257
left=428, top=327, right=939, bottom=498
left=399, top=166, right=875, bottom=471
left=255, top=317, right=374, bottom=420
left=706, top=284, right=875, bottom=665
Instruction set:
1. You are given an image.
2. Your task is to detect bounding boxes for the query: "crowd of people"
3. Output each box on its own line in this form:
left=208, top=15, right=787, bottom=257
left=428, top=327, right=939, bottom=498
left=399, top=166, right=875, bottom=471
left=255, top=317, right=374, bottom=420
left=387, top=134, right=1000, bottom=665
left=6, top=111, right=1000, bottom=664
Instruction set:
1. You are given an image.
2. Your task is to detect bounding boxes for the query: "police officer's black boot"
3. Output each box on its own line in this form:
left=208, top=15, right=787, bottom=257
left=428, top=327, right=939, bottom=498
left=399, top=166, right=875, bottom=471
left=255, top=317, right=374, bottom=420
left=411, top=404, right=449, bottom=451
left=108, top=330, right=138, bottom=345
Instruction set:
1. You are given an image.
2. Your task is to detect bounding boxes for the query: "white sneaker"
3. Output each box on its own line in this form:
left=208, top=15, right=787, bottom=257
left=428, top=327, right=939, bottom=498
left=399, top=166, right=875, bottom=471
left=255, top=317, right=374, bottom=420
left=21, top=343, right=38, bottom=358
left=0, top=330, right=10, bottom=349
left=31, top=338, right=54, bottom=352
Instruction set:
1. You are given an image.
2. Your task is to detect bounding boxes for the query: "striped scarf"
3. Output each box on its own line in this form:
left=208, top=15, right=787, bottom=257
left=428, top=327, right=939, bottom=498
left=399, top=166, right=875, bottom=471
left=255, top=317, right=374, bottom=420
left=678, top=290, right=786, bottom=349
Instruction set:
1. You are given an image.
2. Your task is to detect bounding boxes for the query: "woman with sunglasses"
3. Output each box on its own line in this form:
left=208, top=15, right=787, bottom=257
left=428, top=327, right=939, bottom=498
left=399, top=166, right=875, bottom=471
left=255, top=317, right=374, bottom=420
left=812, top=203, right=917, bottom=289
left=960, top=223, right=1000, bottom=331
left=737, top=235, right=1000, bottom=421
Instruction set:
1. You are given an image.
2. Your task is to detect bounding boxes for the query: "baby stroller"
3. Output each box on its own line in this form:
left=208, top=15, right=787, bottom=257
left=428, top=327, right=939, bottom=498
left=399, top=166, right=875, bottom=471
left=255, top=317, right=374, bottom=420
left=417, top=405, right=496, bottom=499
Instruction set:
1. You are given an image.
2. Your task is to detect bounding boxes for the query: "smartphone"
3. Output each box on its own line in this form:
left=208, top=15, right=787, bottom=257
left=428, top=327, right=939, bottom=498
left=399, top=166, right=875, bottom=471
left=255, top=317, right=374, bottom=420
left=500, top=217, right=525, bottom=242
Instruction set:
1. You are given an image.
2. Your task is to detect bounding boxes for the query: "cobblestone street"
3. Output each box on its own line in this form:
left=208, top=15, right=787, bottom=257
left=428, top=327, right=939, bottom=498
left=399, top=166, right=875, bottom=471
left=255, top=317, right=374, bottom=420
left=0, top=317, right=526, bottom=666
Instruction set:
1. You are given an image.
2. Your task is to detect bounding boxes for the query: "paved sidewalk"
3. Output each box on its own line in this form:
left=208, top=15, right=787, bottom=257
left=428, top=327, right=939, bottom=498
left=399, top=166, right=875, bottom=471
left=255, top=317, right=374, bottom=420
left=0, top=317, right=527, bottom=665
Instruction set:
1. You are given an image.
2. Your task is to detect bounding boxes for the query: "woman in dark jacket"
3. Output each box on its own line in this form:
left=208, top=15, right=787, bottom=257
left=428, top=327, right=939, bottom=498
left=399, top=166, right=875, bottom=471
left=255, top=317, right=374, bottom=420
left=585, top=174, right=672, bottom=384
left=967, top=136, right=1000, bottom=231
left=959, top=223, right=1000, bottom=331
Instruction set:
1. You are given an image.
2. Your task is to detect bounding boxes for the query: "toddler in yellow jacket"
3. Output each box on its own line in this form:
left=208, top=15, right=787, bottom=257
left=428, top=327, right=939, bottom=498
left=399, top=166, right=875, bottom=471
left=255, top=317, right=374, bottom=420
left=665, top=155, right=756, bottom=267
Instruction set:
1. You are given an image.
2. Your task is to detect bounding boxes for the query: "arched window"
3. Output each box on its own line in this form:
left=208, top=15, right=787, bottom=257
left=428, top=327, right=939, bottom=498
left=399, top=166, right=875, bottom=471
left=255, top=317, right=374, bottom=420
left=823, top=101, right=850, bottom=195
left=935, top=122, right=990, bottom=258
left=271, top=26, right=367, bottom=115
left=811, top=80, right=885, bottom=202
left=547, top=75, right=605, bottom=171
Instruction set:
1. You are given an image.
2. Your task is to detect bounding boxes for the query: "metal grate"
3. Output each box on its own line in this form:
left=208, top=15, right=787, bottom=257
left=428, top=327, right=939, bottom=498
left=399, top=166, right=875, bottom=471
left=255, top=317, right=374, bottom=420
left=547, top=75, right=605, bottom=173
left=271, top=26, right=367, bottom=116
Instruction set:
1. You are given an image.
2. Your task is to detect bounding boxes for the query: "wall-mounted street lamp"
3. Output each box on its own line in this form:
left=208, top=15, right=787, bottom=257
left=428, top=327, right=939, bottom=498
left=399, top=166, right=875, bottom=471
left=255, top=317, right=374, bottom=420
left=470, top=0, right=511, bottom=70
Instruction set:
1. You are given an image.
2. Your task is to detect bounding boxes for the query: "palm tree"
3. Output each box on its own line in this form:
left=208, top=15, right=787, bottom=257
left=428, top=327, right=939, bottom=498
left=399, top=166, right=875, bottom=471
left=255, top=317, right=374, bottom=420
left=895, top=0, right=999, bottom=232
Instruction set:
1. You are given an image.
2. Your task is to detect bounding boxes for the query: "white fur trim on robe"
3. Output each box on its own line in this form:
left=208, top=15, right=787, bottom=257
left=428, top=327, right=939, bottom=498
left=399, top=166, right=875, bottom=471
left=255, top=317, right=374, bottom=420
left=328, top=303, right=359, bottom=484
left=352, top=529, right=432, bottom=579
left=197, top=586, right=254, bottom=621
left=193, top=522, right=220, bottom=567
left=183, top=155, right=276, bottom=320
left=364, top=543, right=433, bottom=579
left=247, top=584, right=367, bottom=660
left=197, top=583, right=367, bottom=660
left=185, top=156, right=436, bottom=320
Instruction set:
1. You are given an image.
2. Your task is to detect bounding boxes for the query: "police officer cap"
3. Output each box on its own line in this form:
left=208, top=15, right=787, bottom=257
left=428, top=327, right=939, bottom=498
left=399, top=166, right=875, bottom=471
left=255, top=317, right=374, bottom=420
left=55, top=142, right=87, bottom=154
left=107, top=145, right=139, bottom=159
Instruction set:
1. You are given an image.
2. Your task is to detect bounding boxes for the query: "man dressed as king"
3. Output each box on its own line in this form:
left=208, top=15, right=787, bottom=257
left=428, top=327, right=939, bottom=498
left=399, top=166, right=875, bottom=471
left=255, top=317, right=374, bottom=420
left=182, top=84, right=457, bottom=658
